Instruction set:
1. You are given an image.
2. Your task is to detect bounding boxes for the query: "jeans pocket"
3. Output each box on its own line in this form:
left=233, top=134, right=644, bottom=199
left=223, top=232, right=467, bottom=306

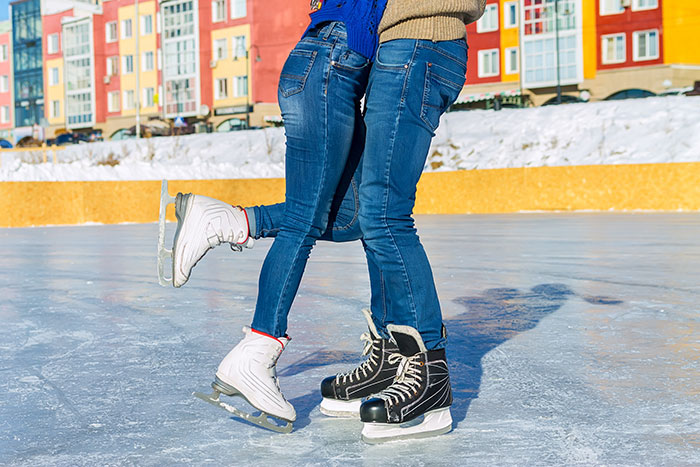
left=279, top=49, right=318, bottom=98
left=420, top=64, right=465, bottom=132
left=332, top=49, right=369, bottom=71
left=375, top=40, right=414, bottom=68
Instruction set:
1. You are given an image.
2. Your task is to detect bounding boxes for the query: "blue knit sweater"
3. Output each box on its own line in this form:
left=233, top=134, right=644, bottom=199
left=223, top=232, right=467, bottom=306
left=307, top=0, right=388, bottom=59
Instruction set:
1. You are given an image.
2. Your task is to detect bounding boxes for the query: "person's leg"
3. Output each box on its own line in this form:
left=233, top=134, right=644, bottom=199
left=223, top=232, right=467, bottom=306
left=250, top=22, right=370, bottom=337
left=359, top=39, right=467, bottom=350
left=357, top=38, right=468, bottom=440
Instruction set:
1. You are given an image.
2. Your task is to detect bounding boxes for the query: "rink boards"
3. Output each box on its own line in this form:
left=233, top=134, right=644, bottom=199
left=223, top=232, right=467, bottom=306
left=2, top=162, right=700, bottom=227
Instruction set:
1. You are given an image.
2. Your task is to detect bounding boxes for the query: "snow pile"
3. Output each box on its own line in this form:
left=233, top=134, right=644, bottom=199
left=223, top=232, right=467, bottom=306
left=1, top=96, right=698, bottom=182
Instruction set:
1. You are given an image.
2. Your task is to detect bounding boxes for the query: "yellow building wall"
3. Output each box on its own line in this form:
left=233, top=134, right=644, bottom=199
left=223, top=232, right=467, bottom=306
left=500, top=0, right=520, bottom=83
left=210, top=24, right=251, bottom=109
left=662, top=0, right=700, bottom=64
left=118, top=1, right=159, bottom=117
left=45, top=58, right=64, bottom=125
left=581, top=0, right=597, bottom=80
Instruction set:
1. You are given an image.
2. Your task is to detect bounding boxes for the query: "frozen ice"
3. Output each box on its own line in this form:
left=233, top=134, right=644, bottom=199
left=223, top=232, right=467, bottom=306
left=1, top=213, right=699, bottom=465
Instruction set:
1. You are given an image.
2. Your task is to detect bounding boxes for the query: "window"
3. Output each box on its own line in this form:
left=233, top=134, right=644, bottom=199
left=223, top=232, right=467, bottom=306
left=108, top=91, right=120, bottom=112
left=632, top=0, right=658, bottom=10
left=214, top=38, right=227, bottom=60
left=49, top=67, right=59, bottom=86
left=144, top=87, right=155, bottom=107
left=106, top=56, right=119, bottom=76
left=123, top=89, right=135, bottom=110
left=602, top=34, right=626, bottom=64
left=106, top=22, right=118, bottom=42
left=505, top=47, right=519, bottom=74
left=215, top=77, right=228, bottom=99
left=231, top=0, right=246, bottom=19
left=143, top=51, right=155, bottom=71
left=123, top=55, right=134, bottom=74
left=478, top=49, right=499, bottom=77
left=121, top=18, right=133, bottom=39
left=51, top=100, right=60, bottom=118
left=212, top=0, right=225, bottom=22
left=600, top=0, right=623, bottom=15
left=0, top=75, right=8, bottom=92
left=232, top=35, right=246, bottom=59
left=233, top=75, right=248, bottom=97
left=477, top=4, right=498, bottom=33
left=504, top=1, right=518, bottom=29
left=141, top=14, right=153, bottom=35
left=47, top=33, right=59, bottom=54
left=157, top=49, right=162, bottom=70
left=0, top=105, right=9, bottom=123
left=633, top=30, right=659, bottom=61
left=0, top=44, right=7, bottom=61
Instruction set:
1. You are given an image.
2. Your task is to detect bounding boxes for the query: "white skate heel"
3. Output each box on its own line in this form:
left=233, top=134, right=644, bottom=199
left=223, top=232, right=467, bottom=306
left=194, top=327, right=296, bottom=433
left=157, top=180, right=254, bottom=287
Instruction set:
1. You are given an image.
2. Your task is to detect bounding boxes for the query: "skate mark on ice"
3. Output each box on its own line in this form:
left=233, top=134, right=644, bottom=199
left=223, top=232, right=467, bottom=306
left=447, top=283, right=622, bottom=427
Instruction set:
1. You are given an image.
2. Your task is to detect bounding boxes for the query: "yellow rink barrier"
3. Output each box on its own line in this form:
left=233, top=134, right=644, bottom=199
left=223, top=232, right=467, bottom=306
left=1, top=162, right=700, bottom=228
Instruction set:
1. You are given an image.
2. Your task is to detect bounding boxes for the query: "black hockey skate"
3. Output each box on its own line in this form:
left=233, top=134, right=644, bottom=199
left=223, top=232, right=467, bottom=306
left=359, top=324, right=452, bottom=443
left=319, top=309, right=400, bottom=417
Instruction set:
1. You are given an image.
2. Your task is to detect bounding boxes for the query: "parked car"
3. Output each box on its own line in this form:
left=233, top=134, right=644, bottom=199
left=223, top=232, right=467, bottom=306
left=47, top=132, right=92, bottom=146
left=0, top=138, right=12, bottom=149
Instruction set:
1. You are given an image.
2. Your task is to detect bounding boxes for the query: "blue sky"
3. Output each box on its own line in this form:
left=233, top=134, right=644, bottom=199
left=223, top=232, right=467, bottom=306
left=0, top=0, right=8, bottom=22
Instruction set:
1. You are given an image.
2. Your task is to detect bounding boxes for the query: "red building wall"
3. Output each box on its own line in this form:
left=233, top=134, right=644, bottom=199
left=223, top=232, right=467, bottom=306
left=251, top=1, right=310, bottom=104
left=465, top=0, right=501, bottom=85
left=596, top=0, right=664, bottom=70
left=0, top=30, right=12, bottom=130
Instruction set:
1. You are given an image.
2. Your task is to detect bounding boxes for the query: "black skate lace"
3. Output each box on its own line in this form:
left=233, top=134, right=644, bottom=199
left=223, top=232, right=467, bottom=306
left=376, top=353, right=423, bottom=405
left=336, top=332, right=379, bottom=384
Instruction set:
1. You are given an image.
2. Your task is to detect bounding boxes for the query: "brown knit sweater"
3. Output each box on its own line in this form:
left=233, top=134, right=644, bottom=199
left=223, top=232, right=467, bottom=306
left=378, top=0, right=487, bottom=43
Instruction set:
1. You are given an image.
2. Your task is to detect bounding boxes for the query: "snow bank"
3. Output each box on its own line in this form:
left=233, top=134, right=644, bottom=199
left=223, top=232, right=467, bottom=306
left=1, top=96, right=698, bottom=182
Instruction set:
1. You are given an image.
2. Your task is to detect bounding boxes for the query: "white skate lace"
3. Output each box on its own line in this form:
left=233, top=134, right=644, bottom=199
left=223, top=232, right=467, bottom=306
left=336, top=332, right=380, bottom=384
left=376, top=353, right=423, bottom=405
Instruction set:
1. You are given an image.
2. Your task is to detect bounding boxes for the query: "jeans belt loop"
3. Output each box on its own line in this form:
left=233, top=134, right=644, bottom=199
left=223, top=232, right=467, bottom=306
left=322, top=21, right=337, bottom=40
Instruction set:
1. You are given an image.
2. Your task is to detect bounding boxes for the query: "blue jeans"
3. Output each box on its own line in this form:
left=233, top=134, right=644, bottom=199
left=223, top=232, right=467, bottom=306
left=250, top=22, right=370, bottom=336
left=359, top=39, right=468, bottom=350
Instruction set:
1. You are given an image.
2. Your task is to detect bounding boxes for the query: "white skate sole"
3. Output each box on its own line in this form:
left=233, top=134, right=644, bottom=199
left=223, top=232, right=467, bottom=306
left=194, top=377, right=293, bottom=434
left=157, top=180, right=176, bottom=286
left=361, top=407, right=452, bottom=444
left=319, top=397, right=362, bottom=418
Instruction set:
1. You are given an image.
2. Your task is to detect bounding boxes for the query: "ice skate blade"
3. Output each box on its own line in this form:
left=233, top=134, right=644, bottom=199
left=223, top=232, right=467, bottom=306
left=361, top=408, right=452, bottom=444
left=157, top=179, right=177, bottom=287
left=193, top=389, right=293, bottom=434
left=319, top=397, right=361, bottom=418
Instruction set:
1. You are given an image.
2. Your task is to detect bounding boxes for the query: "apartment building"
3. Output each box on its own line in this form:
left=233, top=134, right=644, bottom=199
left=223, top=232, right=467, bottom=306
left=5, top=1, right=697, bottom=141
left=460, top=0, right=700, bottom=107
left=101, top=0, right=162, bottom=139
left=0, top=21, right=12, bottom=138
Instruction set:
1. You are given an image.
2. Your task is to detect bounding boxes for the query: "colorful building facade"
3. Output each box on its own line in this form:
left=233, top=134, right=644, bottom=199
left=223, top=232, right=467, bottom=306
left=460, top=0, right=700, bottom=107
left=3, top=0, right=698, bottom=141
left=0, top=21, right=12, bottom=138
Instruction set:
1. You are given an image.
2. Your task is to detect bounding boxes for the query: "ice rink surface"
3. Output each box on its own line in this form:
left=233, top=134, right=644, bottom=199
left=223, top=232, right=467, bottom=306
left=1, top=213, right=698, bottom=466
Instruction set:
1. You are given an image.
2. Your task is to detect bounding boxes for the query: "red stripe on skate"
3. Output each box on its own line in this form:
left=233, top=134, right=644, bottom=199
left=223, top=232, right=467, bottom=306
left=237, top=207, right=251, bottom=244
left=251, top=328, right=287, bottom=348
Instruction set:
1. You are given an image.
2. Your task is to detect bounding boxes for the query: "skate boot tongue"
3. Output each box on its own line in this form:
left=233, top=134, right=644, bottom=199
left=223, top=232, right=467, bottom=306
left=388, top=326, right=428, bottom=357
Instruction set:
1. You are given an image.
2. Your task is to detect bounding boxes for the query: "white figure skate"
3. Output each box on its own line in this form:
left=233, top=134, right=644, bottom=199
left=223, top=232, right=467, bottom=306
left=194, top=327, right=296, bottom=433
left=157, top=180, right=254, bottom=287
